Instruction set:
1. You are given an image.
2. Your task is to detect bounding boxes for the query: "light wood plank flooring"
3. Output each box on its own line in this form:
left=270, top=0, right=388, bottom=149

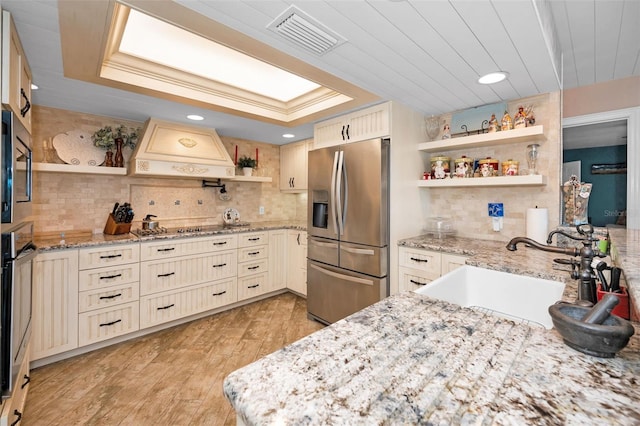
left=23, top=292, right=324, bottom=425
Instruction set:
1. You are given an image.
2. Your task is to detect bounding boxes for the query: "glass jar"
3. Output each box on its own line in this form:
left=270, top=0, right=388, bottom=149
left=430, top=156, right=450, bottom=179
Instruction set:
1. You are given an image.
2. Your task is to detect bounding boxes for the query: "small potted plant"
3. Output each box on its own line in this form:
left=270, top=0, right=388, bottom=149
left=92, top=125, right=140, bottom=167
left=237, top=155, right=257, bottom=176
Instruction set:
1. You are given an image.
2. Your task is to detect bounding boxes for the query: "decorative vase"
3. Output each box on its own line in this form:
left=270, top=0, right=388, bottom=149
left=104, top=151, right=114, bottom=167
left=114, top=138, right=124, bottom=167
left=242, top=167, right=253, bottom=177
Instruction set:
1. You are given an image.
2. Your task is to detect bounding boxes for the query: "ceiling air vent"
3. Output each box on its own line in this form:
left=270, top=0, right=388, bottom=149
left=267, top=6, right=346, bottom=55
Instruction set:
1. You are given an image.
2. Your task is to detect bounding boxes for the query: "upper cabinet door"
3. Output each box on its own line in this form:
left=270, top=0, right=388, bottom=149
left=313, top=102, right=390, bottom=149
left=2, top=11, right=33, bottom=133
left=280, top=139, right=311, bottom=193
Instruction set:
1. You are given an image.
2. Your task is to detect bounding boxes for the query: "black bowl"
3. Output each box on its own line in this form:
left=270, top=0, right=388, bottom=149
left=548, top=303, right=635, bottom=358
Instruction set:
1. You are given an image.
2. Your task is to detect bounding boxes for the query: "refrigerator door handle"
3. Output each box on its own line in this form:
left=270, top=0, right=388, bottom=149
left=309, top=263, right=374, bottom=287
left=335, top=151, right=345, bottom=235
left=330, top=151, right=339, bottom=234
left=341, top=247, right=375, bottom=256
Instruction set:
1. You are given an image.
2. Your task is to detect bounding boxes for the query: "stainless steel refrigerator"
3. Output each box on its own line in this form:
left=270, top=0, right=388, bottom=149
left=307, top=138, right=389, bottom=324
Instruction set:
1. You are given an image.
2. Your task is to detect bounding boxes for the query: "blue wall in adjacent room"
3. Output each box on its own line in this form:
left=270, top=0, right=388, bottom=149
left=563, top=145, right=626, bottom=227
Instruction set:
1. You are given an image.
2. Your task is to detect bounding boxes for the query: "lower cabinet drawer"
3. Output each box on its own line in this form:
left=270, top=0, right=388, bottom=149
left=139, top=278, right=237, bottom=328
left=398, top=247, right=441, bottom=277
left=237, top=272, right=269, bottom=301
left=0, top=342, right=30, bottom=425
left=79, top=263, right=140, bottom=292
left=399, top=266, right=433, bottom=292
left=238, top=259, right=268, bottom=278
left=79, top=283, right=140, bottom=313
left=78, top=302, right=140, bottom=347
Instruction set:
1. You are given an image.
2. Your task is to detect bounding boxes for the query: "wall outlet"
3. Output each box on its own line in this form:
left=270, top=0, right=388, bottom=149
left=259, top=206, right=265, bottom=215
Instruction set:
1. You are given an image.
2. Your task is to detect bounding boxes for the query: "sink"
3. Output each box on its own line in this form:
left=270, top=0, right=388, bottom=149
left=415, top=266, right=565, bottom=329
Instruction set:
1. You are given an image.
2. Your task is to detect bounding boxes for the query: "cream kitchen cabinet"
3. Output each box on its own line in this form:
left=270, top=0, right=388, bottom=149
left=313, top=102, right=390, bottom=149
left=77, top=243, right=141, bottom=347
left=268, top=230, right=287, bottom=292
left=32, top=249, right=79, bottom=361
left=1, top=10, right=32, bottom=133
left=286, top=230, right=307, bottom=296
left=139, top=234, right=238, bottom=328
left=0, top=343, right=30, bottom=426
left=398, top=247, right=467, bottom=292
left=280, top=139, right=311, bottom=192
left=237, top=231, right=270, bottom=301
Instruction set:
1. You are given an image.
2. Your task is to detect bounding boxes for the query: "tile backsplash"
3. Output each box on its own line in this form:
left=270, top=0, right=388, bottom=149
left=30, top=106, right=306, bottom=235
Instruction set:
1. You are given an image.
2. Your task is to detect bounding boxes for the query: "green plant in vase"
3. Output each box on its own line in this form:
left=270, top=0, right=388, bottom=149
left=237, top=155, right=257, bottom=176
left=92, top=125, right=141, bottom=167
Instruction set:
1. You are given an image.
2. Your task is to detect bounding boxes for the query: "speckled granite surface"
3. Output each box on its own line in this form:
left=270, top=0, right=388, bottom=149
left=34, top=221, right=306, bottom=251
left=224, top=291, right=640, bottom=425
left=224, top=231, right=639, bottom=425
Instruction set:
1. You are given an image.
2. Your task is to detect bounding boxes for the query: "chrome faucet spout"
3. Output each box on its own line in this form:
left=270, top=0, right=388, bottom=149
left=505, top=237, right=580, bottom=256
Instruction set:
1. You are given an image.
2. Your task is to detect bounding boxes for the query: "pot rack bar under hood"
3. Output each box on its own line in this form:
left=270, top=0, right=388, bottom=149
left=128, top=118, right=236, bottom=179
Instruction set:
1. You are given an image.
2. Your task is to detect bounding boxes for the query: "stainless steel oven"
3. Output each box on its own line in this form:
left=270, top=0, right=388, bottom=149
left=1, top=110, right=32, bottom=225
left=1, top=221, right=35, bottom=398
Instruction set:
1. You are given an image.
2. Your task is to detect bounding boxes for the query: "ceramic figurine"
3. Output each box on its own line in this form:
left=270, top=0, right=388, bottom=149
left=514, top=106, right=527, bottom=129
left=442, top=124, right=451, bottom=139
left=501, top=110, right=513, bottom=131
left=488, top=114, right=500, bottom=133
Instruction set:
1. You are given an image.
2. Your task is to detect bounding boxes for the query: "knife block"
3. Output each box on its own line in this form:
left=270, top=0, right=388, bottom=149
left=103, top=213, right=132, bottom=235
left=596, top=284, right=629, bottom=320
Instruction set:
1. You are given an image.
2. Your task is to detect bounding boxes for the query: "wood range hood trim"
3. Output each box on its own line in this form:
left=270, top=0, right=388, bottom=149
left=57, top=0, right=379, bottom=127
left=128, top=118, right=236, bottom=179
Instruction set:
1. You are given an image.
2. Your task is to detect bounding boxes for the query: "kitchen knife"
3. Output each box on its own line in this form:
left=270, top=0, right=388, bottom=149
left=610, top=267, right=622, bottom=293
left=112, top=202, right=119, bottom=216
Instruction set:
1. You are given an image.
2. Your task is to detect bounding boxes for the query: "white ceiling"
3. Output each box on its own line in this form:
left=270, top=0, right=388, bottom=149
left=3, top=0, right=639, bottom=145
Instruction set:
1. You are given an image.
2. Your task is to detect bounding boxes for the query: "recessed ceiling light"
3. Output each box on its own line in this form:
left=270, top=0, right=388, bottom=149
left=187, top=114, right=204, bottom=121
left=282, top=133, right=295, bottom=138
left=478, top=72, right=509, bottom=85
left=31, top=83, right=39, bottom=90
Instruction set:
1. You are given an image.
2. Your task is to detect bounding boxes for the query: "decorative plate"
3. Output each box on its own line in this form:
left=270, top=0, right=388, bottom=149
left=53, top=130, right=106, bottom=166
left=223, top=208, right=240, bottom=224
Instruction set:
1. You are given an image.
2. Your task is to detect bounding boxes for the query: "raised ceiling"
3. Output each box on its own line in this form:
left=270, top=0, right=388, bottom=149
left=3, top=0, right=639, bottom=144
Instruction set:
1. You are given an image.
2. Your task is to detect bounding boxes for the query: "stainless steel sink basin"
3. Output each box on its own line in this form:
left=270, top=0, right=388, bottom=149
left=415, top=265, right=565, bottom=329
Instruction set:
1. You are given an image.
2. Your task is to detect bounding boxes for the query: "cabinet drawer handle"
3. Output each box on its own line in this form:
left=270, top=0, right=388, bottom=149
left=10, top=409, right=21, bottom=426
left=212, top=263, right=227, bottom=268
left=99, top=293, right=122, bottom=300
left=247, top=265, right=260, bottom=270
left=157, top=272, right=175, bottom=277
left=212, top=290, right=227, bottom=296
left=410, top=257, right=428, bottom=263
left=409, top=279, right=428, bottom=286
left=248, top=237, right=260, bottom=241
left=345, top=124, right=350, bottom=139
left=297, top=233, right=300, bottom=245
left=212, top=241, right=228, bottom=246
left=247, top=251, right=260, bottom=256
left=99, top=319, right=122, bottom=327
left=157, top=247, right=175, bottom=252
left=157, top=304, right=175, bottom=310
left=99, top=254, right=122, bottom=259
left=100, top=273, right=122, bottom=280
left=341, top=125, right=346, bottom=140
left=21, top=375, right=30, bottom=389
left=247, top=284, right=260, bottom=289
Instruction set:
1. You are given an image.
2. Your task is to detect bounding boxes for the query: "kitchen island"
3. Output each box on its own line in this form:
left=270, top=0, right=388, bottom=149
left=224, top=231, right=640, bottom=425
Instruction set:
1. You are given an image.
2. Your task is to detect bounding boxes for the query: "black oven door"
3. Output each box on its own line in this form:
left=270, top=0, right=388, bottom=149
left=1, top=246, right=35, bottom=398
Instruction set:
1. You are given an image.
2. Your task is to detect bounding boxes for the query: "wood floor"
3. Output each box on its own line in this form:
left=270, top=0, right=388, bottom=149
left=23, top=292, right=324, bottom=425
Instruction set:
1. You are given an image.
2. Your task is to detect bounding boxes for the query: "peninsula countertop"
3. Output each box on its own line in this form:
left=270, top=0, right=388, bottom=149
left=224, top=233, right=640, bottom=425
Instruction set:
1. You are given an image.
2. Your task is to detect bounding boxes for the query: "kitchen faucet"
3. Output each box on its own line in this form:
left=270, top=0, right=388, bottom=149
left=506, top=224, right=605, bottom=303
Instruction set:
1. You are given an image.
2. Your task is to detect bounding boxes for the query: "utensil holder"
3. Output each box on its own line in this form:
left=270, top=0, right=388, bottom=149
left=103, top=213, right=132, bottom=235
left=596, top=284, right=630, bottom=320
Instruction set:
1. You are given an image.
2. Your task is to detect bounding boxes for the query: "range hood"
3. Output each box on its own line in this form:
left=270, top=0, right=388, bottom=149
left=129, top=118, right=236, bottom=179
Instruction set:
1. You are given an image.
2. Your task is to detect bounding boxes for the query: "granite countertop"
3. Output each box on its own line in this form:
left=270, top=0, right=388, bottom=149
left=34, top=221, right=306, bottom=251
left=224, top=232, right=640, bottom=424
left=224, top=292, right=640, bottom=425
